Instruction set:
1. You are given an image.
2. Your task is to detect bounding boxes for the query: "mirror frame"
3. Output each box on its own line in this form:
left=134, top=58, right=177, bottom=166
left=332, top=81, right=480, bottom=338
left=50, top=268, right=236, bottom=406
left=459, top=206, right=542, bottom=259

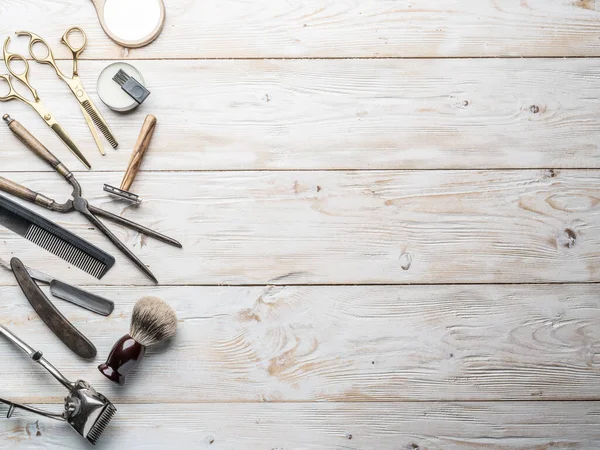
left=90, top=0, right=165, bottom=48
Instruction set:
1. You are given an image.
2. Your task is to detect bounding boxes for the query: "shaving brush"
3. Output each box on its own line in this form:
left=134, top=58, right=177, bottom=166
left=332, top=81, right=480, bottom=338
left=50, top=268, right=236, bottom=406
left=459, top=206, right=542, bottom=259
left=99, top=297, right=177, bottom=385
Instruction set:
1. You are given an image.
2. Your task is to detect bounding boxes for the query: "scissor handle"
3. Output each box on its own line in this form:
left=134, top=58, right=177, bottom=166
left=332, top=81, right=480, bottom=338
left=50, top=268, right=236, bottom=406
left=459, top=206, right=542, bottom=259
left=15, top=30, right=61, bottom=71
left=0, top=74, right=25, bottom=102
left=2, top=37, right=39, bottom=102
left=61, top=27, right=87, bottom=76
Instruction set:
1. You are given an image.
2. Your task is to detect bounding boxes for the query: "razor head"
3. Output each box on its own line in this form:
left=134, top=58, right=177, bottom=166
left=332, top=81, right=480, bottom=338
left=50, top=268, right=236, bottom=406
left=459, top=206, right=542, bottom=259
left=65, top=381, right=116, bottom=445
left=103, top=184, right=142, bottom=205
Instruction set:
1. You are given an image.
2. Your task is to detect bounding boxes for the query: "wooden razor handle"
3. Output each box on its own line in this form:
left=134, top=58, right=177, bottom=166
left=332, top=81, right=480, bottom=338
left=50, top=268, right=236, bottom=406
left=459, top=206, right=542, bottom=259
left=120, top=115, right=156, bottom=192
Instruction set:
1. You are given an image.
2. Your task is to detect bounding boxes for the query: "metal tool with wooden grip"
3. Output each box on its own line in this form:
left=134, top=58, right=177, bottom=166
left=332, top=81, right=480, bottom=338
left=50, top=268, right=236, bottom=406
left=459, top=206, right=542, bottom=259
left=104, top=114, right=156, bottom=204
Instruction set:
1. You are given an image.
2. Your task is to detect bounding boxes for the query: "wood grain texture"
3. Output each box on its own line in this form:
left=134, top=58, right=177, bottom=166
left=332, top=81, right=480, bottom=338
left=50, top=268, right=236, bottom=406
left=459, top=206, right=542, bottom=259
left=0, top=170, right=598, bottom=286
left=1, top=402, right=600, bottom=449
left=2, top=0, right=600, bottom=58
left=120, top=115, right=157, bottom=191
left=2, top=2, right=600, bottom=447
left=2, top=59, right=600, bottom=171
left=0, top=284, right=599, bottom=403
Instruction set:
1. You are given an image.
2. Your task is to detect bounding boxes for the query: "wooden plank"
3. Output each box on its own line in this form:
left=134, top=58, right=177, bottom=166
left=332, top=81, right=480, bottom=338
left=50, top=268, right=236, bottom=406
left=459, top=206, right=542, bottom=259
left=1, top=284, right=599, bottom=402
left=2, top=0, right=600, bottom=58
left=2, top=59, right=600, bottom=172
left=1, top=170, right=599, bottom=286
left=1, top=402, right=599, bottom=449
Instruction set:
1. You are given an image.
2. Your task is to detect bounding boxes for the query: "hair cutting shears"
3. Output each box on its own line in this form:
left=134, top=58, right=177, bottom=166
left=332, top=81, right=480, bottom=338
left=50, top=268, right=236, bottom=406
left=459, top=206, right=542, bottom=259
left=0, top=36, right=91, bottom=169
left=15, top=27, right=118, bottom=156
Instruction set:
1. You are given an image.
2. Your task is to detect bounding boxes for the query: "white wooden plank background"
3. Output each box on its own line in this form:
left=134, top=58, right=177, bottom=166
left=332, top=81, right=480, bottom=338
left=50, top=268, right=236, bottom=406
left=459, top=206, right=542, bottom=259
left=2, top=402, right=600, bottom=449
left=0, top=170, right=599, bottom=286
left=0, top=0, right=599, bottom=448
left=2, top=59, right=600, bottom=172
left=1, top=285, right=599, bottom=403
left=2, top=0, right=600, bottom=58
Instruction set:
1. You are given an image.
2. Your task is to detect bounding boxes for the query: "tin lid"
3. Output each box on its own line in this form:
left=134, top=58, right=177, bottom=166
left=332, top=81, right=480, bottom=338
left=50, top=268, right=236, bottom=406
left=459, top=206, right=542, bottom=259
left=97, top=62, right=146, bottom=112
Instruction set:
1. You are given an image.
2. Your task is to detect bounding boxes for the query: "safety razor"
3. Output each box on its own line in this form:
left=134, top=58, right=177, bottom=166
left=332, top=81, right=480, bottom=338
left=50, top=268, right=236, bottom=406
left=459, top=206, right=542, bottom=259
left=0, top=325, right=116, bottom=445
left=104, top=114, right=157, bottom=204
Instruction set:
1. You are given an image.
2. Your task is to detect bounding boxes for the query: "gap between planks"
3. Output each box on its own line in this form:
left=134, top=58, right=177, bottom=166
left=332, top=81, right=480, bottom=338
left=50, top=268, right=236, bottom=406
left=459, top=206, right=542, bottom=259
left=1, top=282, right=600, bottom=287
left=7, top=168, right=600, bottom=174
left=14, top=398, right=600, bottom=405
left=19, top=56, right=600, bottom=61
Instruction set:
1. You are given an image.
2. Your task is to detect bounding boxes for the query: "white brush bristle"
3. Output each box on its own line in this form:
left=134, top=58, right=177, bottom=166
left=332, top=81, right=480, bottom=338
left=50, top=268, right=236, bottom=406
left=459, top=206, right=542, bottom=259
left=130, top=297, right=177, bottom=347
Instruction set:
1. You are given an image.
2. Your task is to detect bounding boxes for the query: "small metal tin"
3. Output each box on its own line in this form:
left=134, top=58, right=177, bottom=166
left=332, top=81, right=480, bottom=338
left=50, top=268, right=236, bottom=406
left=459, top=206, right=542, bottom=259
left=97, top=62, right=146, bottom=112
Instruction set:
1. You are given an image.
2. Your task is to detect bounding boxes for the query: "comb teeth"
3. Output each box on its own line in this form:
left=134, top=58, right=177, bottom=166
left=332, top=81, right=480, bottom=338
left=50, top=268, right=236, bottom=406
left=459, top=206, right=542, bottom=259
left=86, top=403, right=116, bottom=445
left=82, top=101, right=118, bottom=149
left=112, top=69, right=130, bottom=87
left=0, top=194, right=115, bottom=278
left=25, top=224, right=107, bottom=279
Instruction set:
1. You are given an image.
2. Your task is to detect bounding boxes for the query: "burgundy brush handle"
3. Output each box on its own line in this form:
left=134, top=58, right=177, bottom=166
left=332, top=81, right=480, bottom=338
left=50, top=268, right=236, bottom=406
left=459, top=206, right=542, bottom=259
left=98, top=334, right=146, bottom=385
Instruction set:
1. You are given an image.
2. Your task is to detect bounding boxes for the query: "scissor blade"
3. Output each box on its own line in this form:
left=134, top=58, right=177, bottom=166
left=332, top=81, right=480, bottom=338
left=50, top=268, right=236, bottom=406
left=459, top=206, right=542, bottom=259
left=81, top=99, right=118, bottom=149
left=88, top=204, right=182, bottom=248
left=81, top=209, right=158, bottom=283
left=50, top=123, right=91, bottom=169
left=79, top=103, right=105, bottom=155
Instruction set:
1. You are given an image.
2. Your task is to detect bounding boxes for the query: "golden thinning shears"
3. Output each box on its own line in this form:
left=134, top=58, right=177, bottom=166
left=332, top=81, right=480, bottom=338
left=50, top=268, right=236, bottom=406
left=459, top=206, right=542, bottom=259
left=16, top=27, right=118, bottom=156
left=0, top=36, right=91, bottom=169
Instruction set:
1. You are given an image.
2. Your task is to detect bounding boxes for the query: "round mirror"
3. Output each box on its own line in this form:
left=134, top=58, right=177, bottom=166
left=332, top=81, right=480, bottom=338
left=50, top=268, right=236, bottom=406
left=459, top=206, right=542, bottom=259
left=91, top=0, right=165, bottom=48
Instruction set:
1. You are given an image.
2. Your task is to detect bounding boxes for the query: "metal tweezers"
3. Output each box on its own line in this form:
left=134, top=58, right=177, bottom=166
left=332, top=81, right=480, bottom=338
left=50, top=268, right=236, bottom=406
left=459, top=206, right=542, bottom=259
left=0, top=115, right=181, bottom=282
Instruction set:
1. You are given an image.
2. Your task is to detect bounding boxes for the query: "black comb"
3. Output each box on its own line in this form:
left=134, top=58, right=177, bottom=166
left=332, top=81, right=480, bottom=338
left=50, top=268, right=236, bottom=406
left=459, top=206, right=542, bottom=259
left=0, top=194, right=115, bottom=279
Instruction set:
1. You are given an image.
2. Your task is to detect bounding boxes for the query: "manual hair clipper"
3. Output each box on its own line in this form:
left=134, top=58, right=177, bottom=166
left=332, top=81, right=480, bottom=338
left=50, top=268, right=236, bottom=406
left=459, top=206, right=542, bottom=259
left=0, top=325, right=116, bottom=445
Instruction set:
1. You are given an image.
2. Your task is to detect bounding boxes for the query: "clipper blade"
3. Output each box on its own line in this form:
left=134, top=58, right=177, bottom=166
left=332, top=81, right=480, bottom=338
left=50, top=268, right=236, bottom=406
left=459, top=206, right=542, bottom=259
left=86, top=403, right=117, bottom=445
left=103, top=184, right=142, bottom=204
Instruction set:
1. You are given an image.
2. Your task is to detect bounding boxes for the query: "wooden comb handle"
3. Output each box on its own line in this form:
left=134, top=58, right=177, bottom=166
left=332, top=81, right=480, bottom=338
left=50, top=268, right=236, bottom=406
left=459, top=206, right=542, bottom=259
left=120, top=115, right=157, bottom=192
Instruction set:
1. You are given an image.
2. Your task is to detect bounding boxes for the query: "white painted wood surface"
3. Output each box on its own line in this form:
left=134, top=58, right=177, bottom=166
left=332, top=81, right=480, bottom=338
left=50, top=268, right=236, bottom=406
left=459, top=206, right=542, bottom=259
left=2, top=402, right=600, bottom=449
left=0, top=170, right=598, bottom=285
left=2, top=0, right=600, bottom=58
left=1, top=0, right=599, bottom=448
left=2, top=59, right=600, bottom=171
left=1, top=285, right=600, bottom=403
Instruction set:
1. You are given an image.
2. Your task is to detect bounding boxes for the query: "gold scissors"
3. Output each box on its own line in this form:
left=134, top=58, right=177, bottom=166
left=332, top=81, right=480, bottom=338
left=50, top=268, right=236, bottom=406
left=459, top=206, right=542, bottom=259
left=16, top=27, right=118, bottom=156
left=0, top=36, right=91, bottom=169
